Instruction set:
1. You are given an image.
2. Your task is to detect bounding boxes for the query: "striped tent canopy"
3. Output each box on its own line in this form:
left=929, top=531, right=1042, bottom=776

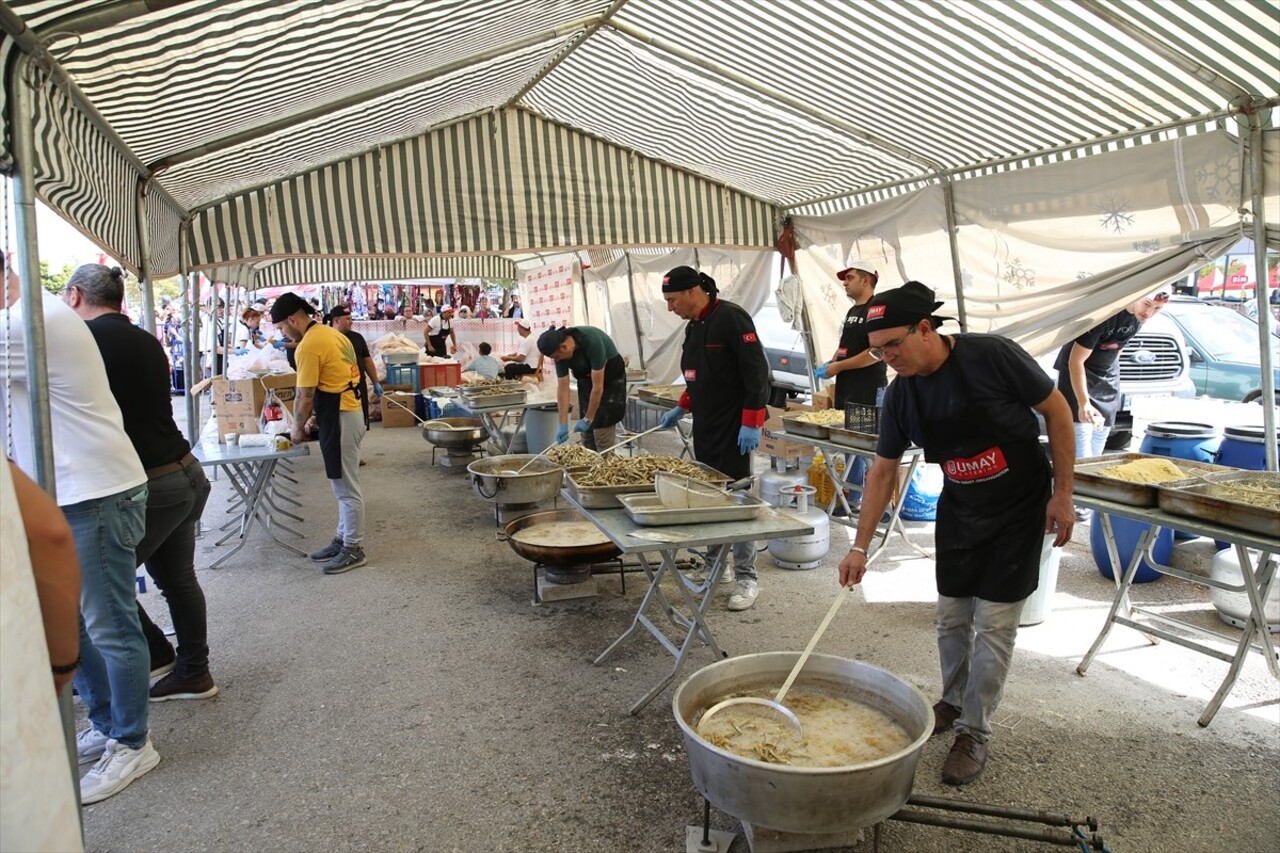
left=1, top=0, right=1277, bottom=282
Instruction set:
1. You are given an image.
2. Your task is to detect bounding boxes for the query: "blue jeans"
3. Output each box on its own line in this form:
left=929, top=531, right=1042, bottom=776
left=1073, top=423, right=1110, bottom=458
left=67, top=484, right=151, bottom=748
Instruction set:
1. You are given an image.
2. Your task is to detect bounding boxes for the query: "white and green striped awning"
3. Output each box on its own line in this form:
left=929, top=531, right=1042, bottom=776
left=1, top=0, right=1276, bottom=280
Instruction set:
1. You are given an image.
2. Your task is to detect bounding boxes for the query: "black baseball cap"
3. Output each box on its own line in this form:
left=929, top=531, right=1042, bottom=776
left=269, top=292, right=316, bottom=324
left=864, top=281, right=954, bottom=334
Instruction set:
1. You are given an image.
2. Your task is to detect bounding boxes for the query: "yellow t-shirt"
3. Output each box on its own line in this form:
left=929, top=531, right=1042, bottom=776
left=296, top=323, right=361, bottom=412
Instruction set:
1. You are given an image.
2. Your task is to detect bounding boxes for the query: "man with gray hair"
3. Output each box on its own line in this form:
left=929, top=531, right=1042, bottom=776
left=1, top=265, right=156, bottom=804
left=63, top=264, right=218, bottom=703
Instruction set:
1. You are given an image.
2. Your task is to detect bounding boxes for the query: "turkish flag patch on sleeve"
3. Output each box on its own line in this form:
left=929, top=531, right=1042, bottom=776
left=742, top=332, right=758, bottom=344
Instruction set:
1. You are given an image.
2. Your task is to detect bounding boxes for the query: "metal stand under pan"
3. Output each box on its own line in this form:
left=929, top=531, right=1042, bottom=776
left=687, top=795, right=1107, bottom=852
left=532, top=559, right=627, bottom=604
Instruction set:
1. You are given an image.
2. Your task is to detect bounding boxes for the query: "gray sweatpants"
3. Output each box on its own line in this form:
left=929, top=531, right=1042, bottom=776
left=707, top=540, right=758, bottom=582
left=329, top=410, right=367, bottom=548
left=937, top=595, right=1026, bottom=742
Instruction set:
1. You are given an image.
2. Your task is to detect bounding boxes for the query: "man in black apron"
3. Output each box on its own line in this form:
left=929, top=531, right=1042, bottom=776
left=1054, top=288, right=1170, bottom=459
left=425, top=306, right=456, bottom=357
left=838, top=282, right=1076, bottom=786
left=815, top=260, right=888, bottom=512
left=537, top=325, right=627, bottom=452
left=657, top=266, right=771, bottom=611
left=273, top=292, right=369, bottom=575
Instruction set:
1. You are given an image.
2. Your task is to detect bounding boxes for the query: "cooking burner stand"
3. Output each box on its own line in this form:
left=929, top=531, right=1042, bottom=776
left=530, top=558, right=626, bottom=604
left=687, top=795, right=1108, bottom=852
left=431, top=443, right=484, bottom=467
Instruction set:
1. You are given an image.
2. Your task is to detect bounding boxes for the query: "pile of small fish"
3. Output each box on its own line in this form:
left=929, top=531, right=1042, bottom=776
left=571, top=455, right=715, bottom=487
left=545, top=443, right=599, bottom=467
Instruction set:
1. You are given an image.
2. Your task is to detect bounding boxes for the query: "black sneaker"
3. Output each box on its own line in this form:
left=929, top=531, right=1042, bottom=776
left=309, top=537, right=344, bottom=562
left=150, top=670, right=218, bottom=702
left=149, top=644, right=176, bottom=679
left=322, top=546, right=367, bottom=575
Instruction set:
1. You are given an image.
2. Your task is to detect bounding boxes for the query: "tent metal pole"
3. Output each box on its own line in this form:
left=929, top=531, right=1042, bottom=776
left=1247, top=108, right=1276, bottom=471
left=135, top=176, right=156, bottom=335
left=504, top=0, right=633, bottom=106
left=624, top=251, right=646, bottom=370
left=9, top=55, right=55, bottom=492
left=942, top=178, right=968, bottom=332
left=10, top=49, right=84, bottom=835
left=180, top=223, right=199, bottom=445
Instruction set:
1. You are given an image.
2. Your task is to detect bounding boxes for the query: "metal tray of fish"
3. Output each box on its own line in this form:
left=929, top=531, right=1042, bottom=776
left=1157, top=471, right=1280, bottom=537
left=826, top=426, right=879, bottom=452
left=636, top=385, right=684, bottom=406
left=461, top=390, right=528, bottom=408
left=618, top=492, right=767, bottom=526
left=1073, top=453, right=1234, bottom=507
left=779, top=416, right=832, bottom=440
left=460, top=381, right=522, bottom=397
left=563, top=462, right=730, bottom=509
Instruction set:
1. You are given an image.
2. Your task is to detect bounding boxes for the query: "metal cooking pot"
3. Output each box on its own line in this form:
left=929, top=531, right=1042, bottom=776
left=504, top=509, right=621, bottom=566
left=468, top=454, right=564, bottom=504
left=421, top=417, right=485, bottom=448
left=672, top=652, right=932, bottom=835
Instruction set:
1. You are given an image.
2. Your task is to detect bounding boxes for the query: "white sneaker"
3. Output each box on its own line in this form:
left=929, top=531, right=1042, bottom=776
left=685, top=565, right=734, bottom=586
left=76, top=727, right=110, bottom=766
left=80, top=738, right=160, bottom=804
left=727, top=579, right=760, bottom=611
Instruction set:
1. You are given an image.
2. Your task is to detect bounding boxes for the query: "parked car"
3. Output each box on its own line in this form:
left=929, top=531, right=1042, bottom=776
left=1162, top=296, right=1280, bottom=404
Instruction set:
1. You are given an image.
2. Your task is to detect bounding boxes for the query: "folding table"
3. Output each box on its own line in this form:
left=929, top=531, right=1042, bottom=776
left=562, top=492, right=812, bottom=714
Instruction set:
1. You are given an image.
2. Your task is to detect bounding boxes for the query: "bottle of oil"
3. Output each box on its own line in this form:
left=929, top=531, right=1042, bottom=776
left=808, top=452, right=844, bottom=508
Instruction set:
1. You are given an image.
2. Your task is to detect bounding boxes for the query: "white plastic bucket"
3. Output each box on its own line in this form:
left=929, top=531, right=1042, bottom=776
left=1020, top=534, right=1062, bottom=627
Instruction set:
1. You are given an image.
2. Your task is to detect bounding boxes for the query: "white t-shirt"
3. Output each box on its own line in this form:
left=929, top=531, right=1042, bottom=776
left=517, top=334, right=540, bottom=363
left=426, top=315, right=452, bottom=336
left=0, top=462, right=84, bottom=852
left=0, top=290, right=147, bottom=505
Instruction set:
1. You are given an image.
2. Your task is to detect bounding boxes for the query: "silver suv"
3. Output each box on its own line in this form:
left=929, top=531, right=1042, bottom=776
left=1108, top=311, right=1196, bottom=449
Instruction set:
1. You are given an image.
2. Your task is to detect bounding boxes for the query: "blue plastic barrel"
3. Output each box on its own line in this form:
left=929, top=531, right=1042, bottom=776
left=1139, top=422, right=1220, bottom=541
left=1212, top=425, right=1273, bottom=549
left=1090, top=516, right=1173, bottom=583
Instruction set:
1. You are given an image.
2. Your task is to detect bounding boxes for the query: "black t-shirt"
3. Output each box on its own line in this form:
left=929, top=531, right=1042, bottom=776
left=87, top=313, right=191, bottom=469
left=1053, top=309, right=1139, bottom=383
left=877, top=334, right=1052, bottom=459
left=834, top=302, right=887, bottom=407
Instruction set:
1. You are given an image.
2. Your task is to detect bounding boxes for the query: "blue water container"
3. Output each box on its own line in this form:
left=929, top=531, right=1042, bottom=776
left=1139, top=421, right=1220, bottom=541
left=1090, top=517, right=1173, bottom=583
left=1212, top=425, right=1274, bottom=549
left=899, top=463, right=942, bottom=522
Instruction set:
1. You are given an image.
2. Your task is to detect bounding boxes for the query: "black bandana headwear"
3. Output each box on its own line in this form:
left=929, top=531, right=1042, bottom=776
left=863, top=281, right=954, bottom=334
left=661, top=266, right=718, bottom=295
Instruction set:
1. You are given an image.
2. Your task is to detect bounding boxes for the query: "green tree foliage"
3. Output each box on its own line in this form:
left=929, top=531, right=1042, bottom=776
left=39, top=261, right=74, bottom=294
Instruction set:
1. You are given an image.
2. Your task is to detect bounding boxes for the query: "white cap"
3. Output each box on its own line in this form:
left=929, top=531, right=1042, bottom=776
left=516, top=318, right=531, bottom=331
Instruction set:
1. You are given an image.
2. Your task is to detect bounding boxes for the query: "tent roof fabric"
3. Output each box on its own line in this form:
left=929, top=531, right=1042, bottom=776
left=1, top=0, right=1277, bottom=280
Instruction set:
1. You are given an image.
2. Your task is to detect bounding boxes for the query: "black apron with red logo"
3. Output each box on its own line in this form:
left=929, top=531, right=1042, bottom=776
left=905, top=347, right=1050, bottom=602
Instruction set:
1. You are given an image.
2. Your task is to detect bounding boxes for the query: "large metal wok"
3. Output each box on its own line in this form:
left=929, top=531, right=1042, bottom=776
left=503, top=509, right=621, bottom=566
left=421, top=417, right=485, bottom=448
left=673, top=652, right=933, bottom=835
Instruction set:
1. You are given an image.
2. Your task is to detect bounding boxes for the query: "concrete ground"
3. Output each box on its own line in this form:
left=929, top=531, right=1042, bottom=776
left=78, top=414, right=1278, bottom=853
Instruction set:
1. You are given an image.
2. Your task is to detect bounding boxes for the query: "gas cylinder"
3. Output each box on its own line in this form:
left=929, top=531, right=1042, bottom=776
left=1209, top=548, right=1280, bottom=632
left=768, top=484, right=830, bottom=570
left=761, top=457, right=807, bottom=508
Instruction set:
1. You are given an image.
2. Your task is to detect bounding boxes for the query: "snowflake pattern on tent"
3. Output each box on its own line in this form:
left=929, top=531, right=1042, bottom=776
left=1132, top=238, right=1161, bottom=254
left=1002, top=258, right=1036, bottom=290
left=1196, top=157, right=1239, bottom=201
left=960, top=269, right=974, bottom=291
left=1097, top=194, right=1134, bottom=234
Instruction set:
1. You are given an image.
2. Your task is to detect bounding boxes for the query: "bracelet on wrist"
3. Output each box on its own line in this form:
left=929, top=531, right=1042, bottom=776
left=848, top=545, right=868, bottom=556
left=50, top=655, right=80, bottom=675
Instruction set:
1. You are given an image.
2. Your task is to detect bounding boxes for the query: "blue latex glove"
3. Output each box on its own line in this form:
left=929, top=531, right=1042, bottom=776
left=737, top=425, right=761, bottom=455
left=813, top=364, right=829, bottom=381
left=372, top=382, right=383, bottom=397
left=272, top=339, right=286, bottom=351
left=574, top=418, right=592, bottom=433
left=555, top=423, right=570, bottom=445
left=233, top=347, right=249, bottom=356
left=658, top=406, right=686, bottom=430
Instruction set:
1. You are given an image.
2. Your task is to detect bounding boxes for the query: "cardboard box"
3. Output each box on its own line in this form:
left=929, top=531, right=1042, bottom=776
left=381, top=392, right=419, bottom=428
left=811, top=388, right=834, bottom=410
left=209, top=374, right=297, bottom=442
left=760, top=402, right=815, bottom=458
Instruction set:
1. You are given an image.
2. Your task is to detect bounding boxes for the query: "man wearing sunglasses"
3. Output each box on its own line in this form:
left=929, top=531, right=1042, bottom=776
left=1054, top=288, right=1171, bottom=466
left=838, top=282, right=1076, bottom=787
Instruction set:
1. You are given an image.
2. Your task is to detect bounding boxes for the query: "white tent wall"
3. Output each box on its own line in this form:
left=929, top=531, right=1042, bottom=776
left=586, top=247, right=773, bottom=385
left=791, top=129, right=1267, bottom=359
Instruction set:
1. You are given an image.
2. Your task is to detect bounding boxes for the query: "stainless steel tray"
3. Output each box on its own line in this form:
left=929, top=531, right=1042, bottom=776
left=618, top=492, right=766, bottom=526
left=461, top=382, right=521, bottom=397
left=563, top=462, right=730, bottom=509
left=780, top=415, right=831, bottom=440
left=462, top=390, right=528, bottom=408
left=1157, top=471, right=1280, bottom=537
left=1073, top=453, right=1234, bottom=507
left=827, top=426, right=879, bottom=451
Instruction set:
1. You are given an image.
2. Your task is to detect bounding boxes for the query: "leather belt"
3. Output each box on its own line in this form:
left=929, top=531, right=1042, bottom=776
left=145, top=452, right=198, bottom=481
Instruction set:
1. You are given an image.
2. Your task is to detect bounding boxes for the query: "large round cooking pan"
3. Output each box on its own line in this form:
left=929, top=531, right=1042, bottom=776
left=421, top=417, right=485, bottom=448
left=673, top=652, right=932, bottom=835
left=504, top=509, right=621, bottom=566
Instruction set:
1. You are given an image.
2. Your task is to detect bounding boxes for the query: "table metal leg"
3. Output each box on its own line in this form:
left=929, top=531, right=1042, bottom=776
left=1076, top=517, right=1159, bottom=676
